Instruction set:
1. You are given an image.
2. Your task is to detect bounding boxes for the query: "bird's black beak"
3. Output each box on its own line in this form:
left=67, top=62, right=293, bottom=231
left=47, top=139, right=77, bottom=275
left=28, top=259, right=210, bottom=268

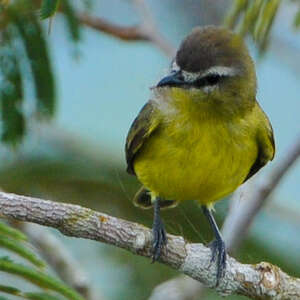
left=156, top=71, right=185, bottom=88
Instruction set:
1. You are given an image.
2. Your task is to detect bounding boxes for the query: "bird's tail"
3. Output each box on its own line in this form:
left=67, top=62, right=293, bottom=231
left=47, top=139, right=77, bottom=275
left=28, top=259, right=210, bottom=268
left=133, top=187, right=178, bottom=209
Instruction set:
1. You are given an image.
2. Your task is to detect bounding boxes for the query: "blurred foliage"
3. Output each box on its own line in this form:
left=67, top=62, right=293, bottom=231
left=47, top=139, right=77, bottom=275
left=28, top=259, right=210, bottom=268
left=0, top=221, right=84, bottom=300
left=40, top=0, right=60, bottom=19
left=0, top=0, right=84, bottom=146
left=60, top=0, right=81, bottom=42
left=224, top=0, right=299, bottom=52
left=0, top=30, right=24, bottom=146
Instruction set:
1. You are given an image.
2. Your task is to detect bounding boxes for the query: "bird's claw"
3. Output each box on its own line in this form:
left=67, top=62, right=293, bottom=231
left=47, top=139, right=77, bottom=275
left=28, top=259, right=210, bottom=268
left=208, top=238, right=226, bottom=285
left=151, top=219, right=167, bottom=262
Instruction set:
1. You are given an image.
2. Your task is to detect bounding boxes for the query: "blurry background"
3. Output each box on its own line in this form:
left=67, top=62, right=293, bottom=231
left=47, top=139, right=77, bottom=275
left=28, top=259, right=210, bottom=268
left=0, top=0, right=300, bottom=299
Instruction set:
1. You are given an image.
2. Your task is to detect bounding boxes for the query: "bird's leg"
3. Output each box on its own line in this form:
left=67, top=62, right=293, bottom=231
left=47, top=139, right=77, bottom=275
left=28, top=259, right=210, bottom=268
left=152, top=197, right=167, bottom=262
left=202, top=205, right=226, bottom=285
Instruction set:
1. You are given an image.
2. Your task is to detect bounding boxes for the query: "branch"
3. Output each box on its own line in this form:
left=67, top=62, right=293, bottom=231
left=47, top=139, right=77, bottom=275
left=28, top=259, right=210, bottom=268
left=77, top=0, right=175, bottom=57
left=77, top=14, right=148, bottom=41
left=131, top=0, right=176, bottom=57
left=222, top=134, right=300, bottom=252
left=0, top=192, right=300, bottom=299
left=149, top=275, right=205, bottom=300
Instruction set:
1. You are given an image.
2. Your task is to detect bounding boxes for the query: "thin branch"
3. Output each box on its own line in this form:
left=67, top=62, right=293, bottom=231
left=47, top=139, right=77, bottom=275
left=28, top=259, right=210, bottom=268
left=131, top=0, right=176, bottom=57
left=76, top=1, right=175, bottom=58
left=149, top=275, right=205, bottom=300
left=0, top=192, right=300, bottom=299
left=266, top=201, right=300, bottom=226
left=77, top=13, right=175, bottom=57
left=77, top=14, right=148, bottom=41
left=222, top=134, right=300, bottom=252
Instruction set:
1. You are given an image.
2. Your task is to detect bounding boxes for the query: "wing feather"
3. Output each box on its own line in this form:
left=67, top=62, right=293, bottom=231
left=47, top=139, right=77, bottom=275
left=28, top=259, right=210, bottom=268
left=125, top=101, right=159, bottom=175
left=244, top=103, right=275, bottom=182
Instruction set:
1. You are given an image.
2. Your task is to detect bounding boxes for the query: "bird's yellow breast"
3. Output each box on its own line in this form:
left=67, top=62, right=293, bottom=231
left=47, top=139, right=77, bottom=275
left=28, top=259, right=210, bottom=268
left=133, top=89, right=258, bottom=206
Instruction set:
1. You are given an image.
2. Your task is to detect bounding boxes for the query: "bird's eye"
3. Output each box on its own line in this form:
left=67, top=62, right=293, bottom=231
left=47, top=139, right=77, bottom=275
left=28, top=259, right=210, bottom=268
left=193, top=74, right=223, bottom=88
left=204, top=74, right=222, bottom=85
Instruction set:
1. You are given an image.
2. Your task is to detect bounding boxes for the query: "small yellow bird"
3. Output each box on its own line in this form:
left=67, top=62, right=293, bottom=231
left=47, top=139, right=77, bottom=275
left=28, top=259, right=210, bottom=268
left=125, top=26, right=275, bottom=282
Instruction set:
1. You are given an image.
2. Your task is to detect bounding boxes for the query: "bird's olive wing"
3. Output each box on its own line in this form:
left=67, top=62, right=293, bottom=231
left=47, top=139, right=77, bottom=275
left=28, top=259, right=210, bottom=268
left=125, top=101, right=160, bottom=175
left=244, top=106, right=275, bottom=182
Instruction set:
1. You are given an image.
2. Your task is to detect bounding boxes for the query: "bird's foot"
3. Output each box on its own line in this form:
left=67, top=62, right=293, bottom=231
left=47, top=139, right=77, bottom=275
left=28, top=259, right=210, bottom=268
left=208, top=238, right=227, bottom=285
left=151, top=219, right=167, bottom=262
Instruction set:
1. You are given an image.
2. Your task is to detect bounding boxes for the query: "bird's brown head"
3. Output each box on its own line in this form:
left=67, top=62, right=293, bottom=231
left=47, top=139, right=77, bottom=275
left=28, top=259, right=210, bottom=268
left=156, top=26, right=257, bottom=115
left=176, top=26, right=252, bottom=74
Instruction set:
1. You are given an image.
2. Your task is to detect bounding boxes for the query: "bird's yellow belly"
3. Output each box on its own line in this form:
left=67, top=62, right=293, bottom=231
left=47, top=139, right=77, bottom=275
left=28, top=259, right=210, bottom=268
left=134, top=118, right=257, bottom=205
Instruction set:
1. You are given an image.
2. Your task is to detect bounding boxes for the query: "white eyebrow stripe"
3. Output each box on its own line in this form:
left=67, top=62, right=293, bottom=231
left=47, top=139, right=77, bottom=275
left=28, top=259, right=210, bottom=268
left=173, top=65, right=238, bottom=83
left=182, top=70, right=200, bottom=82
left=201, top=66, right=238, bottom=77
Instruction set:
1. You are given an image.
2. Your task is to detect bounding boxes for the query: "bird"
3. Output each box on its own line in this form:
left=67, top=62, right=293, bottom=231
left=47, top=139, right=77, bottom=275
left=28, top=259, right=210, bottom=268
left=125, top=26, right=275, bottom=284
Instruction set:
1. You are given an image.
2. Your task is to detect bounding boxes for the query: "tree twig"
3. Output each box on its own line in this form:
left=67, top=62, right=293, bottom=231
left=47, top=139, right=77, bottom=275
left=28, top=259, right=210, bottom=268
left=222, top=134, right=300, bottom=252
left=131, top=0, right=176, bottom=57
left=77, top=14, right=148, bottom=41
left=0, top=192, right=300, bottom=299
left=149, top=275, right=205, bottom=300
left=76, top=0, right=175, bottom=57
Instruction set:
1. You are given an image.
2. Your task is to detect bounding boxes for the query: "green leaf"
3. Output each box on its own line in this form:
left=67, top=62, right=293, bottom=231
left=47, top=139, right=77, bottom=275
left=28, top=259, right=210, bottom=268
left=238, top=0, right=264, bottom=36
left=25, top=293, right=63, bottom=300
left=0, top=222, right=27, bottom=241
left=0, top=103, right=25, bottom=147
left=0, top=30, right=25, bottom=146
left=0, top=259, right=84, bottom=300
left=224, top=0, right=248, bottom=29
left=293, top=9, right=300, bottom=28
left=61, top=0, right=81, bottom=42
left=0, top=256, right=13, bottom=262
left=0, top=296, right=13, bottom=300
left=225, top=0, right=281, bottom=52
left=254, top=0, right=281, bottom=52
left=0, top=236, right=45, bottom=268
left=40, top=0, right=60, bottom=19
left=0, top=286, right=62, bottom=300
left=12, top=11, right=56, bottom=117
left=0, top=285, right=21, bottom=296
